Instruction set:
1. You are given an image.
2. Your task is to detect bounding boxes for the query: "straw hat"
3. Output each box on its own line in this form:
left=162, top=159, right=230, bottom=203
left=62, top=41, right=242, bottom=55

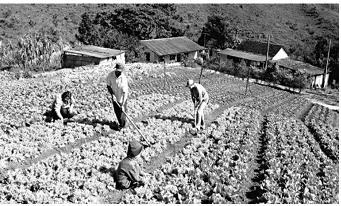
left=127, top=140, right=143, bottom=157
left=186, top=79, right=194, bottom=88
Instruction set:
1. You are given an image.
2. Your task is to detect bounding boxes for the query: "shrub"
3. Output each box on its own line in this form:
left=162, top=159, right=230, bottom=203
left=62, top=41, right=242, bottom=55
left=22, top=70, right=33, bottom=78
left=250, top=65, right=264, bottom=80
left=181, top=54, right=196, bottom=68
left=14, top=71, right=21, bottom=80
left=0, top=31, right=67, bottom=73
left=234, top=60, right=248, bottom=78
left=290, top=73, right=310, bottom=90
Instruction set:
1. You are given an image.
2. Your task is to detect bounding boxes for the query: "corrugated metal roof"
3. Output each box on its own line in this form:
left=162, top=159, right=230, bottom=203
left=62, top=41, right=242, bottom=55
left=270, top=59, right=325, bottom=76
left=236, top=40, right=284, bottom=57
left=64, top=45, right=124, bottom=59
left=140, top=36, right=205, bottom=56
left=219, top=48, right=266, bottom=62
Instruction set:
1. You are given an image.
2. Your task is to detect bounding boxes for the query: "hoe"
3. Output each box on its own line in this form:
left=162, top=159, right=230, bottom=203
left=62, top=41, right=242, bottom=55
left=107, top=95, right=152, bottom=147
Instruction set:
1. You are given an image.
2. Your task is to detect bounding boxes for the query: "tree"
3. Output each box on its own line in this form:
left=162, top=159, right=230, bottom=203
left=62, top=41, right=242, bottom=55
left=76, top=5, right=185, bottom=62
left=314, top=37, right=339, bottom=84
left=198, top=15, right=240, bottom=49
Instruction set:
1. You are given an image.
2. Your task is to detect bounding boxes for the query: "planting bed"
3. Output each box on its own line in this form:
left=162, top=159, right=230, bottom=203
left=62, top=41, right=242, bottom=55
left=0, top=63, right=338, bottom=203
left=303, top=104, right=339, bottom=162
left=262, top=114, right=338, bottom=204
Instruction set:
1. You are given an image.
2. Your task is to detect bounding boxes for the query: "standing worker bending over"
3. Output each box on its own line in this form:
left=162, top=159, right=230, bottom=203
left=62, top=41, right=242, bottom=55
left=186, top=79, right=209, bottom=131
left=106, top=62, right=129, bottom=130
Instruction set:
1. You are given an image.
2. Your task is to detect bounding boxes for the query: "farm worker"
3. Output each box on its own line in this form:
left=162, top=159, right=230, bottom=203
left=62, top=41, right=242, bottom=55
left=50, top=91, right=77, bottom=122
left=186, top=79, right=209, bottom=131
left=116, top=140, right=146, bottom=189
left=106, top=62, right=129, bottom=129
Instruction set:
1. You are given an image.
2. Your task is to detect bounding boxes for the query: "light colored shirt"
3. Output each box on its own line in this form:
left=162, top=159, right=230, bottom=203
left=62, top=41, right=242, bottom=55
left=106, top=71, right=129, bottom=104
left=190, top=83, right=209, bottom=104
left=53, top=93, right=75, bottom=116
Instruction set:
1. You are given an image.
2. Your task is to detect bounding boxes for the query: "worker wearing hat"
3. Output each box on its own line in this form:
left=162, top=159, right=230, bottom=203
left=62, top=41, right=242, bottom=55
left=106, top=62, right=129, bottom=129
left=116, top=140, right=145, bottom=189
left=186, top=79, right=209, bottom=131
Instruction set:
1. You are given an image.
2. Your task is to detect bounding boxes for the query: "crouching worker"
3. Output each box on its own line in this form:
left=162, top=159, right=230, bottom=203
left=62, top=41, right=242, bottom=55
left=186, top=79, right=209, bottom=131
left=48, top=91, right=77, bottom=122
left=116, top=140, right=146, bottom=190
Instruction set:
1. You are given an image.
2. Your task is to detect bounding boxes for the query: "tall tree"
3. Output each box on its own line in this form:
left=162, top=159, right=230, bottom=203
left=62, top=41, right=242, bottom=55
left=198, top=15, right=240, bottom=49
left=76, top=4, right=184, bottom=62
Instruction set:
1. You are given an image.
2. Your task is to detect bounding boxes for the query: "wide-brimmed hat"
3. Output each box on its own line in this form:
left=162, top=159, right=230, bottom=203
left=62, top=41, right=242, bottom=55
left=127, top=140, right=143, bottom=157
left=186, top=79, right=194, bottom=87
left=115, top=62, right=125, bottom=71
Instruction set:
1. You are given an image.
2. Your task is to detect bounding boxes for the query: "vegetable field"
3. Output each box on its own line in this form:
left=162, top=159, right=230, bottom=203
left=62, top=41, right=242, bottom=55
left=0, top=63, right=339, bottom=203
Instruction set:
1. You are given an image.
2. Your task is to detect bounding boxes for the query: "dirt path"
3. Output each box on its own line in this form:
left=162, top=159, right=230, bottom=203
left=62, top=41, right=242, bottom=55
left=307, top=99, right=339, bottom=111
left=244, top=116, right=268, bottom=203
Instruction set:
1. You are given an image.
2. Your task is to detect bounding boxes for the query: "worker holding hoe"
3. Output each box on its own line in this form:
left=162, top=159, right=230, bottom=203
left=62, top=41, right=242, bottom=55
left=116, top=140, right=146, bottom=189
left=186, top=79, right=209, bottom=132
left=106, top=62, right=129, bottom=130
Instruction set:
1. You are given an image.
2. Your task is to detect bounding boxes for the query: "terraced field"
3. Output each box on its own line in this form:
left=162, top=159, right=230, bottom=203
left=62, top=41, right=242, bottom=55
left=0, top=63, right=338, bottom=203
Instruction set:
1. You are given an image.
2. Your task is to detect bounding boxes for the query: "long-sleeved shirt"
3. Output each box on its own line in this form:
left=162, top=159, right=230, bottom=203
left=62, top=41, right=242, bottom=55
left=52, top=93, right=75, bottom=116
left=106, top=71, right=129, bottom=104
left=116, top=157, right=141, bottom=189
left=190, top=83, right=209, bottom=106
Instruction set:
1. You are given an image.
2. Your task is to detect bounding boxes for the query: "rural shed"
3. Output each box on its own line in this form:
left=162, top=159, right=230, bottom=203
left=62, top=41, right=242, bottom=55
left=271, top=58, right=329, bottom=88
left=219, top=39, right=288, bottom=66
left=62, top=45, right=125, bottom=68
left=140, top=36, right=206, bottom=63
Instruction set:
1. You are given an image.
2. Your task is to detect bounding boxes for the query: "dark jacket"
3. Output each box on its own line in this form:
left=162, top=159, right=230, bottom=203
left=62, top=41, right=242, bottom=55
left=116, top=157, right=141, bottom=189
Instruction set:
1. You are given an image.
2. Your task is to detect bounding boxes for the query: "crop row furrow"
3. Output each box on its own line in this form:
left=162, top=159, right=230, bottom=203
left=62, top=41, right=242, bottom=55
left=304, top=104, right=339, bottom=162
left=119, top=107, right=262, bottom=204
left=261, top=115, right=338, bottom=204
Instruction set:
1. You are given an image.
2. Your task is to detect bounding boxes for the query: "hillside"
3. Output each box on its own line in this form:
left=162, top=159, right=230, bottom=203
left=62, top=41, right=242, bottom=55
left=0, top=3, right=338, bottom=74
left=0, top=4, right=338, bottom=46
left=177, top=4, right=338, bottom=52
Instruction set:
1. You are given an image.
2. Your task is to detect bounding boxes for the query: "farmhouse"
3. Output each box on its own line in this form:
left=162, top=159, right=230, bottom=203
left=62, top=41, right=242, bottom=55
left=62, top=45, right=125, bottom=68
left=270, top=58, right=329, bottom=88
left=219, top=40, right=289, bottom=66
left=140, top=36, right=206, bottom=63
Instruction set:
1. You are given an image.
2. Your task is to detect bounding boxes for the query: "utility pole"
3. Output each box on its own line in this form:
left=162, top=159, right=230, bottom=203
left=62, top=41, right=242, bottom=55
left=264, top=34, right=270, bottom=70
left=164, top=60, right=166, bottom=89
left=322, top=39, right=331, bottom=88
left=245, top=66, right=252, bottom=95
left=203, top=33, right=206, bottom=48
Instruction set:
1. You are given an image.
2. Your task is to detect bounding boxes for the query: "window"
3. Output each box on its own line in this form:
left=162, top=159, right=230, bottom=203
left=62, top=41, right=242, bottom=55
left=176, top=54, right=181, bottom=62
left=170, top=55, right=176, bottom=61
left=145, top=52, right=150, bottom=62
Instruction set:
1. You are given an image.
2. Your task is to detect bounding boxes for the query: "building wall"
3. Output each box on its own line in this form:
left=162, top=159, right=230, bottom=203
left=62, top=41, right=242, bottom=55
left=62, top=53, right=125, bottom=68
left=143, top=48, right=201, bottom=63
left=313, top=73, right=329, bottom=87
left=62, top=54, right=101, bottom=68
left=219, top=54, right=228, bottom=64
left=272, top=48, right=289, bottom=60
left=143, top=48, right=158, bottom=63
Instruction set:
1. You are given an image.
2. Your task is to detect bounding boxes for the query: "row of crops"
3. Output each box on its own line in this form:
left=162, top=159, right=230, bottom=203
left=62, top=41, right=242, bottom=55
left=262, top=114, right=338, bottom=204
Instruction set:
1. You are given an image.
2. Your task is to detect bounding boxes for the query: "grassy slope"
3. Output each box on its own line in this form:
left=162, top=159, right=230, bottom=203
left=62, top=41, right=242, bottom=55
left=0, top=4, right=338, bottom=53
left=177, top=4, right=338, bottom=51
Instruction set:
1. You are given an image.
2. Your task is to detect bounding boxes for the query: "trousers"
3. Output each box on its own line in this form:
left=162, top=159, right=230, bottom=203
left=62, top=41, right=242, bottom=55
left=195, top=98, right=208, bottom=129
left=113, top=100, right=128, bottom=128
